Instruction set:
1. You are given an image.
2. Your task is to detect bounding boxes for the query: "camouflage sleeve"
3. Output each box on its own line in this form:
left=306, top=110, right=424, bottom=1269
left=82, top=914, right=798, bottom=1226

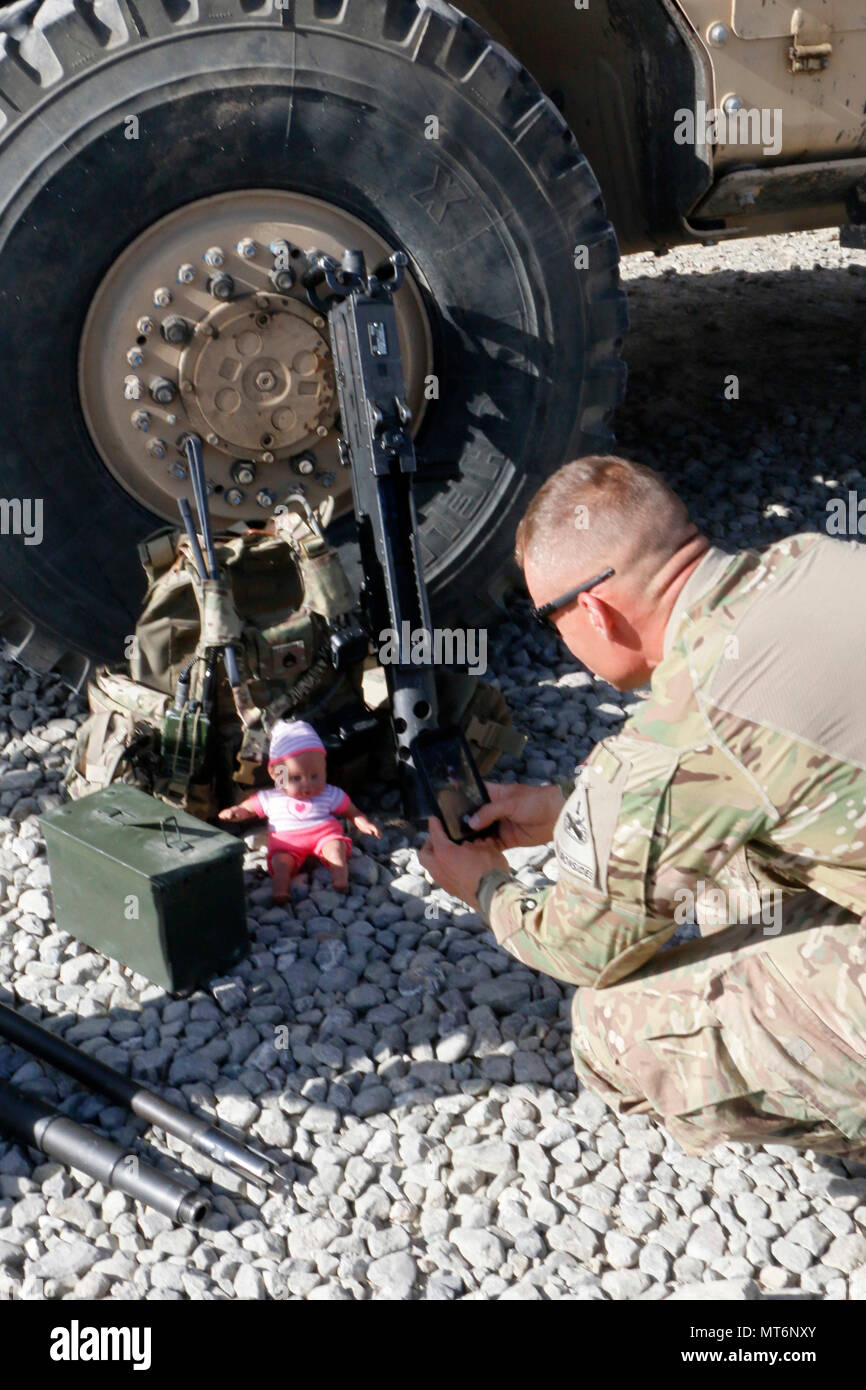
left=481, top=733, right=770, bottom=989
left=476, top=869, right=575, bottom=982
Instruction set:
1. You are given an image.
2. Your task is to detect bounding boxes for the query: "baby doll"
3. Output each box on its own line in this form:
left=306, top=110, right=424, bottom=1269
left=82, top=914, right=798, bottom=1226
left=219, top=719, right=380, bottom=904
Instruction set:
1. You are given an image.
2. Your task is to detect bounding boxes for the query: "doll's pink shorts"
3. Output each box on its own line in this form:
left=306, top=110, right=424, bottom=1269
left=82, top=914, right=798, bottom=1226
left=267, top=818, right=352, bottom=874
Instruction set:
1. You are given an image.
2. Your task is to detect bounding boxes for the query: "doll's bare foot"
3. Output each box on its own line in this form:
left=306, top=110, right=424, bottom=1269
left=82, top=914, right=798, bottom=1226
left=271, top=852, right=299, bottom=906
left=320, top=839, right=349, bottom=893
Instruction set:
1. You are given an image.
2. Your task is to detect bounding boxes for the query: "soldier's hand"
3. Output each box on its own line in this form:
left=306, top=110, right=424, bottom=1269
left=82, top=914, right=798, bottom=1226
left=418, top=816, right=508, bottom=909
left=466, top=782, right=565, bottom=849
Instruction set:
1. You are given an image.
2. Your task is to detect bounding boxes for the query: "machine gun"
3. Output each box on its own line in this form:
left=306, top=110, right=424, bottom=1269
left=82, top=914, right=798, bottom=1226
left=304, top=247, right=496, bottom=841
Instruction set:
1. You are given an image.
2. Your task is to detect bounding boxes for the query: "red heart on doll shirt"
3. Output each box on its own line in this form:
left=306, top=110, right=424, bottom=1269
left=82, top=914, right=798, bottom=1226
left=293, top=800, right=310, bottom=815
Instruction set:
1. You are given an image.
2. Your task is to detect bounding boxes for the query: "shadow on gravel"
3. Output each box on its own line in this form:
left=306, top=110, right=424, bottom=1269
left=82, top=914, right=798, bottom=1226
left=617, top=263, right=866, bottom=551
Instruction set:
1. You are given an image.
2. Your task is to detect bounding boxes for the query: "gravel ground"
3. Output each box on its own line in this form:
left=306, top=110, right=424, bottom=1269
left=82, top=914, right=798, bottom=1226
left=1, top=228, right=866, bottom=1302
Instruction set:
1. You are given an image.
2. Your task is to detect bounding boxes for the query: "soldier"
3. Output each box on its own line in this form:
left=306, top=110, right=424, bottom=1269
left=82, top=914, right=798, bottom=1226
left=419, top=455, right=866, bottom=1156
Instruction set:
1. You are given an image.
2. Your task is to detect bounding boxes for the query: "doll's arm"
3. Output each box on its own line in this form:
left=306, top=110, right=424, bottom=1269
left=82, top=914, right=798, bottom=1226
left=342, top=799, right=382, bottom=838
left=218, top=795, right=264, bottom=823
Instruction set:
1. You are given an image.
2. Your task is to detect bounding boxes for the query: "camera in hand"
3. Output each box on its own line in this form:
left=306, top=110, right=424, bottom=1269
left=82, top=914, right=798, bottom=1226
left=412, top=727, right=498, bottom=844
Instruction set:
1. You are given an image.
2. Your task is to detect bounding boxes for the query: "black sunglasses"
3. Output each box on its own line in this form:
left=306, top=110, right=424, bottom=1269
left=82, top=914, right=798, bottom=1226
left=531, top=566, right=616, bottom=631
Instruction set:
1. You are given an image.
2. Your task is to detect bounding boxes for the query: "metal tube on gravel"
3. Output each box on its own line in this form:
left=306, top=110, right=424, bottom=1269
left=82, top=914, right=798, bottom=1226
left=0, top=1001, right=275, bottom=1188
left=0, top=1080, right=210, bottom=1225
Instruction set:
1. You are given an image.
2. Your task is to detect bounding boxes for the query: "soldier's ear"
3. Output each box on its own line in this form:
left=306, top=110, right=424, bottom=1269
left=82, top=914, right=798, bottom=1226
left=582, top=593, right=611, bottom=638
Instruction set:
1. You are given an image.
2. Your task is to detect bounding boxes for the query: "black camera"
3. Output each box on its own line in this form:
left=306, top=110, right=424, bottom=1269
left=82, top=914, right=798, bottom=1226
left=412, top=726, right=498, bottom=844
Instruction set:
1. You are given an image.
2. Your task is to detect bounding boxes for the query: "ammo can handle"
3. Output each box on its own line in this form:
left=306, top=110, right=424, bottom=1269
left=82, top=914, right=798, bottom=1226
left=161, top=816, right=193, bottom=853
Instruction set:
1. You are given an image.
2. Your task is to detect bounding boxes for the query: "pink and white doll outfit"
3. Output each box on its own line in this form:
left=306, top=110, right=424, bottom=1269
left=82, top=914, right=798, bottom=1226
left=247, top=720, right=353, bottom=873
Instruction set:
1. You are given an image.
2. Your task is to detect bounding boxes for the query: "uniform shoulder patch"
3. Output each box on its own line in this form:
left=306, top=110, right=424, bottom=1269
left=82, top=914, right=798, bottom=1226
left=554, top=741, right=634, bottom=896
left=556, top=778, right=597, bottom=886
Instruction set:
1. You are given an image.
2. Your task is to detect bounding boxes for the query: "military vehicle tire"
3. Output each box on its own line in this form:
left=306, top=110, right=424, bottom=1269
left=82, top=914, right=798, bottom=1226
left=0, top=0, right=626, bottom=682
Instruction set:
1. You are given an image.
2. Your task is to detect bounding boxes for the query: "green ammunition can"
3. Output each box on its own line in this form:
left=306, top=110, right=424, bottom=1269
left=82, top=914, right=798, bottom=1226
left=41, top=786, right=248, bottom=994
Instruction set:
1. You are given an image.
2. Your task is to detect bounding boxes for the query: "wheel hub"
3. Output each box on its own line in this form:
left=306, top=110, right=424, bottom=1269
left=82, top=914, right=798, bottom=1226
left=79, top=191, right=432, bottom=526
left=178, top=293, right=335, bottom=456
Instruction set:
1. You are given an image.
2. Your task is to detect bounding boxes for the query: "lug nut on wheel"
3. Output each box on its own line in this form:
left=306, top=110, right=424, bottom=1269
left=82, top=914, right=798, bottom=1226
left=269, top=267, right=295, bottom=293
left=208, top=273, right=234, bottom=301
left=204, top=247, right=225, bottom=268
left=161, top=315, right=190, bottom=346
left=153, top=287, right=172, bottom=307
left=226, top=488, right=245, bottom=506
left=256, top=488, right=277, bottom=508
left=149, top=377, right=177, bottom=405
left=231, top=461, right=257, bottom=486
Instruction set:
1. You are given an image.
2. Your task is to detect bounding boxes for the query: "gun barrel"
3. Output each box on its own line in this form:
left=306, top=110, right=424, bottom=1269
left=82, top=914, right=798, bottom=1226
left=0, top=1080, right=209, bottom=1225
left=178, top=498, right=208, bottom=584
left=0, top=1001, right=275, bottom=1188
left=185, top=435, right=220, bottom=580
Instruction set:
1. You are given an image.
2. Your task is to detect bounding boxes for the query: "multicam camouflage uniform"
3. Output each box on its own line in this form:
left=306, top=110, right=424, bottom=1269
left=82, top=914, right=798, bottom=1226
left=478, top=534, right=866, bottom=1154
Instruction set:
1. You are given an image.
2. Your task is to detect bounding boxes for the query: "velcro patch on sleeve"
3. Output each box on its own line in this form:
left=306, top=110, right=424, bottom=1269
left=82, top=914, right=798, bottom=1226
left=554, top=743, right=632, bottom=897
left=555, top=778, right=597, bottom=886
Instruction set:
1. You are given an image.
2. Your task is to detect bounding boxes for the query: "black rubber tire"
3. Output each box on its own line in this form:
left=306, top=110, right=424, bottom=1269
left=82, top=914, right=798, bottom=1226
left=0, top=0, right=626, bottom=679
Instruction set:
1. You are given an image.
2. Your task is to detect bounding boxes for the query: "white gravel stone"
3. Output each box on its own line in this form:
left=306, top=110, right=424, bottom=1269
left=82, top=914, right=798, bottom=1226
left=450, top=1227, right=504, bottom=1271
left=685, top=1222, right=726, bottom=1262
left=639, top=1243, right=672, bottom=1282
left=572, top=1091, right=609, bottom=1133
left=32, top=1239, right=99, bottom=1280
left=298, top=1104, right=341, bottom=1133
left=770, top=1237, right=813, bottom=1273
left=823, top=1234, right=866, bottom=1273
left=450, top=1141, right=514, bottom=1174
left=604, top=1232, right=640, bottom=1269
left=235, top=1265, right=267, bottom=1300
left=16, top=889, right=52, bottom=920
left=366, top=1252, right=417, bottom=1299
left=547, top=1218, right=600, bottom=1261
left=620, top=1202, right=660, bottom=1238
left=215, top=1092, right=259, bottom=1129
left=436, top=1030, right=473, bottom=1064
left=601, top=1270, right=651, bottom=1299
left=667, top=1279, right=760, bottom=1300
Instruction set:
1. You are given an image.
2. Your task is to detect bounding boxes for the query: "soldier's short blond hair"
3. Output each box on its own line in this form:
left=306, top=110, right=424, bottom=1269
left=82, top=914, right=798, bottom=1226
left=515, top=455, right=694, bottom=595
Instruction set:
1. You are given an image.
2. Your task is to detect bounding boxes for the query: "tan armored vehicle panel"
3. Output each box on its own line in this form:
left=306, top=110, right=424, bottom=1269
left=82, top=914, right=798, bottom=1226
left=460, top=0, right=866, bottom=248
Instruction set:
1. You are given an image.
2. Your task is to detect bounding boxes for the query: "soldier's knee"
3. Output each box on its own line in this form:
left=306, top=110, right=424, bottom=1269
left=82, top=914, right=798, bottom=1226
left=569, top=1001, right=642, bottom=1107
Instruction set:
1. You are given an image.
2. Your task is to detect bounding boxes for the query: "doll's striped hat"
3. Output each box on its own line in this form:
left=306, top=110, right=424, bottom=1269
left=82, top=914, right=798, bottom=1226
left=268, top=719, right=325, bottom=765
